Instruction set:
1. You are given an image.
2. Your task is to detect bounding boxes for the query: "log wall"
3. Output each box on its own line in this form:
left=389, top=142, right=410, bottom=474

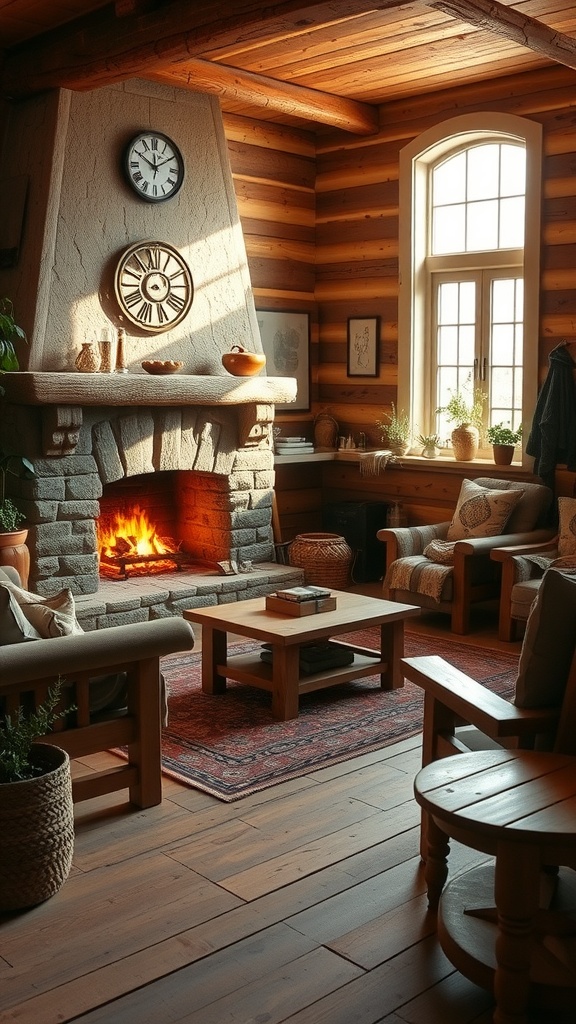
left=225, top=65, right=576, bottom=537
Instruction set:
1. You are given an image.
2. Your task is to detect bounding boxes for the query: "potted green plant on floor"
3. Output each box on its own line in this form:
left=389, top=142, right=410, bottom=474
left=0, top=449, right=35, bottom=582
left=0, top=682, right=75, bottom=911
left=487, top=422, right=522, bottom=465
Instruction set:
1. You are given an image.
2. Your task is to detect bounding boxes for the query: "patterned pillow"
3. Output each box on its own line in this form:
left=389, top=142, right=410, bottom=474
left=558, top=496, right=576, bottom=557
left=447, top=478, right=524, bottom=540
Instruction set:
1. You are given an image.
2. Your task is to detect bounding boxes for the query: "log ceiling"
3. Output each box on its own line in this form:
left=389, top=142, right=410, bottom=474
left=1, top=0, right=576, bottom=132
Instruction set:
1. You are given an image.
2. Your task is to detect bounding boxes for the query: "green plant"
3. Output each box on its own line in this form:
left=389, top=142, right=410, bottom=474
left=0, top=681, right=75, bottom=783
left=416, top=432, right=441, bottom=447
left=377, top=403, right=411, bottom=446
left=436, top=378, right=486, bottom=431
left=0, top=450, right=34, bottom=531
left=0, top=297, right=26, bottom=372
left=486, top=422, right=522, bottom=446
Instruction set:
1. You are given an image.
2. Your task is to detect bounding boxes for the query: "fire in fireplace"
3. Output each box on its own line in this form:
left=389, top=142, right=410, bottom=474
left=98, top=505, right=194, bottom=579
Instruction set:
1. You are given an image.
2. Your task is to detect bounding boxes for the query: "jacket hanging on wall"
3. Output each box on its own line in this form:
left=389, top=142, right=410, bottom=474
left=526, top=342, right=576, bottom=489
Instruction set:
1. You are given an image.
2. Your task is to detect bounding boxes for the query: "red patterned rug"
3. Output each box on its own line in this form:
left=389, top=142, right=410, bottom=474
left=159, top=627, right=519, bottom=801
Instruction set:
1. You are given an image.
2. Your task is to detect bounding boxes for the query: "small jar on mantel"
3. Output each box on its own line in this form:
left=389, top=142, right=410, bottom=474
left=75, top=340, right=101, bottom=373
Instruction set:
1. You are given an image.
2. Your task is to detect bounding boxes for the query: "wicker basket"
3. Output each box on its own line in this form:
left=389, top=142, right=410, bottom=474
left=288, top=532, right=353, bottom=589
left=0, top=743, right=74, bottom=911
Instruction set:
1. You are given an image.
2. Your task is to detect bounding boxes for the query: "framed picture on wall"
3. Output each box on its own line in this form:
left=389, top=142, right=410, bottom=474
left=347, top=317, right=380, bottom=377
left=256, top=309, right=310, bottom=411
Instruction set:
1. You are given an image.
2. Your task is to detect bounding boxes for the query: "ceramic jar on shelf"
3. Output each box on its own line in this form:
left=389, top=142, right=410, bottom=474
left=75, top=341, right=101, bottom=373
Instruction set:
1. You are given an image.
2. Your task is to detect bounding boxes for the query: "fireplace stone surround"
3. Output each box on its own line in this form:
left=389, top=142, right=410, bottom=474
left=1, top=372, right=304, bottom=629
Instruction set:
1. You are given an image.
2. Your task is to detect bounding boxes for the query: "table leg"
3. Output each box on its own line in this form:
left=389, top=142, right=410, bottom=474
left=379, top=619, right=404, bottom=690
left=201, top=626, right=228, bottom=695
left=425, top=812, right=450, bottom=910
left=492, top=842, right=539, bottom=1024
left=271, top=645, right=300, bottom=720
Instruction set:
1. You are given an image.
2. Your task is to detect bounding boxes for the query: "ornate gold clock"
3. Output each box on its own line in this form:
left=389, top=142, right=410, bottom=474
left=113, top=240, right=193, bottom=333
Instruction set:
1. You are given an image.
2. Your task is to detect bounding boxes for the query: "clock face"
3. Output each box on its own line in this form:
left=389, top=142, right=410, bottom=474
left=114, top=241, right=194, bottom=333
left=124, top=131, right=184, bottom=203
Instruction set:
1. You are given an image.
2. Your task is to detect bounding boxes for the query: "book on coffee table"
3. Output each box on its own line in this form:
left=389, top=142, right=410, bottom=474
left=273, top=586, right=332, bottom=602
left=265, top=594, right=337, bottom=616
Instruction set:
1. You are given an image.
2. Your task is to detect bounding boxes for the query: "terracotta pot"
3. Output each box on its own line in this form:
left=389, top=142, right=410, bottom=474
left=451, top=423, right=479, bottom=461
left=0, top=527, right=30, bottom=588
left=222, top=350, right=266, bottom=376
left=492, top=443, right=515, bottom=466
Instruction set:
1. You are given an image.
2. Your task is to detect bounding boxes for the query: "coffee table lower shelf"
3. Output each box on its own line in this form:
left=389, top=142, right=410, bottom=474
left=218, top=649, right=387, bottom=696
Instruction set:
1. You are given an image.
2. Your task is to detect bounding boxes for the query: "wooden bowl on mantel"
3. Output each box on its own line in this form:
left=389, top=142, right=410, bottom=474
left=222, top=349, right=266, bottom=377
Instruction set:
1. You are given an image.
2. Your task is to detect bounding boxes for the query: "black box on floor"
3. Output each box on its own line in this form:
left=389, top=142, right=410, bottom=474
left=322, top=501, right=389, bottom=583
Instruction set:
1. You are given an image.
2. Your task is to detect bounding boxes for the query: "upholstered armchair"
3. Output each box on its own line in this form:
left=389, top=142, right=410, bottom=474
left=490, top=494, right=576, bottom=641
left=377, top=477, right=555, bottom=635
left=0, top=566, right=195, bottom=808
left=402, top=566, right=576, bottom=857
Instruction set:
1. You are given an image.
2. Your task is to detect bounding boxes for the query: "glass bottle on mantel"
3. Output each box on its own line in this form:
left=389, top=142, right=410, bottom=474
left=75, top=340, right=101, bottom=373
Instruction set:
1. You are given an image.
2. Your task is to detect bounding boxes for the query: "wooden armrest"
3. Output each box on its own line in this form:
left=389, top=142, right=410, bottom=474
left=0, top=618, right=195, bottom=688
left=402, top=655, right=559, bottom=741
left=454, top=528, right=557, bottom=558
left=490, top=536, right=559, bottom=562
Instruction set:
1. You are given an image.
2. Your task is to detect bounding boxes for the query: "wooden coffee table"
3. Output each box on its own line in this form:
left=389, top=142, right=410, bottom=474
left=183, top=590, right=420, bottom=720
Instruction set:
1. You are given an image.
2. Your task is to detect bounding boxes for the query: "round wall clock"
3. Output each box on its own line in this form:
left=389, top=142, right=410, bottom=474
left=113, top=240, right=194, bottom=333
left=123, top=131, right=184, bottom=203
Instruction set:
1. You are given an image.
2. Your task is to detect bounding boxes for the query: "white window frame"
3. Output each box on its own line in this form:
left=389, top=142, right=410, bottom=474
left=398, top=113, right=542, bottom=468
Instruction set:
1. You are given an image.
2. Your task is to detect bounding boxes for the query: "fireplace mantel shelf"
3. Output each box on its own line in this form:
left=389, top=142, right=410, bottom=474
left=1, top=372, right=297, bottom=407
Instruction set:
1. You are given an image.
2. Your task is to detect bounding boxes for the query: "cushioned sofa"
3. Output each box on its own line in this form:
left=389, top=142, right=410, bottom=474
left=0, top=566, right=195, bottom=807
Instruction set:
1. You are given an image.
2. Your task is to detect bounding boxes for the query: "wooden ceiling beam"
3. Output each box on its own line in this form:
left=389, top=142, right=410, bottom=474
left=428, top=0, right=576, bottom=71
left=0, top=0, right=408, bottom=97
left=148, top=58, right=378, bottom=135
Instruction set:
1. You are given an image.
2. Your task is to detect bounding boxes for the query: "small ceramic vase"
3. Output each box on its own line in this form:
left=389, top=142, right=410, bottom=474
left=451, top=423, right=479, bottom=461
left=75, top=341, right=101, bottom=373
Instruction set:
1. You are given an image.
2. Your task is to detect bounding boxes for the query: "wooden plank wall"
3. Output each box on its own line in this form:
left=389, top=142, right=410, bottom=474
left=228, top=67, right=576, bottom=534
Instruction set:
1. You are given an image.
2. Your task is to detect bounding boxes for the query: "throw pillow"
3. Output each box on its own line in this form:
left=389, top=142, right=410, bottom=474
left=515, top=567, right=576, bottom=708
left=558, top=496, right=576, bottom=557
left=0, top=581, right=83, bottom=641
left=423, top=540, right=456, bottom=565
left=447, top=478, right=524, bottom=540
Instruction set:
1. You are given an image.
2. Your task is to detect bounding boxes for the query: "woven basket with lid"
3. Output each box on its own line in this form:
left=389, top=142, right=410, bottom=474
left=288, top=532, right=353, bottom=589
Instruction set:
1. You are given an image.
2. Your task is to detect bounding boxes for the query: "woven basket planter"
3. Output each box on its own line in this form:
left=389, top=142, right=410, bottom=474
left=288, top=532, right=353, bottom=589
left=0, top=743, right=74, bottom=912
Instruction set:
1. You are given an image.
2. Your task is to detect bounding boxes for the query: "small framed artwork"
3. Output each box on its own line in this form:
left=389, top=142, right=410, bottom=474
left=347, top=317, right=380, bottom=377
left=256, top=309, right=310, bottom=411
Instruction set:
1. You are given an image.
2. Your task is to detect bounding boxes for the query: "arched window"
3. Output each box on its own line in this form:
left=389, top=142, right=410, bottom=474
left=398, top=114, right=542, bottom=465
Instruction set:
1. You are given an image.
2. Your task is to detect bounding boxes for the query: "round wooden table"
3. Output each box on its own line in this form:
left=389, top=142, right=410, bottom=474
left=414, top=749, right=576, bottom=1024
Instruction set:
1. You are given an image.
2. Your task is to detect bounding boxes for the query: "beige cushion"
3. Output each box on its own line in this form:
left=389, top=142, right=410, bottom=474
left=475, top=477, right=553, bottom=533
left=447, top=478, right=524, bottom=540
left=558, top=497, right=576, bottom=557
left=423, top=539, right=456, bottom=564
left=515, top=568, right=576, bottom=709
left=0, top=581, right=83, bottom=642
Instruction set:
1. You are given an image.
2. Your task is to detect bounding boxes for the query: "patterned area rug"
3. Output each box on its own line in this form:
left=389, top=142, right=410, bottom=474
left=159, top=627, right=519, bottom=801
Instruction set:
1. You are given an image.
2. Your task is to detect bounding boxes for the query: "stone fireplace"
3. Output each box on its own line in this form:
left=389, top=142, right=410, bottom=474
left=1, top=372, right=303, bottom=629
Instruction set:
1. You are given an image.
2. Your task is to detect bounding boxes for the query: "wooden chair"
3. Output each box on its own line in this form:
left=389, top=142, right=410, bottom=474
left=377, top=477, right=554, bottom=635
left=402, top=566, right=576, bottom=857
left=490, top=536, right=559, bottom=641
left=0, top=565, right=195, bottom=808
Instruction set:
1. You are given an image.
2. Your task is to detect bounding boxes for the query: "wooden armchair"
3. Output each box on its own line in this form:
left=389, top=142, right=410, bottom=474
left=490, top=536, right=559, bottom=641
left=0, top=566, right=195, bottom=808
left=402, top=566, right=576, bottom=857
left=377, top=477, right=554, bottom=634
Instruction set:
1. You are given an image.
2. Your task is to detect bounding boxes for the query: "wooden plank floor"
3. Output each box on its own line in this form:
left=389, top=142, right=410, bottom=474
left=0, top=597, right=567, bottom=1024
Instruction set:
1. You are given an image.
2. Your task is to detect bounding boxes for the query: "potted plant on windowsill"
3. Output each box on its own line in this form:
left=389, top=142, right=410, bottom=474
left=416, top=432, right=442, bottom=459
left=487, top=423, right=522, bottom=466
left=377, top=403, right=411, bottom=455
left=437, top=379, right=486, bottom=461
left=0, top=682, right=75, bottom=911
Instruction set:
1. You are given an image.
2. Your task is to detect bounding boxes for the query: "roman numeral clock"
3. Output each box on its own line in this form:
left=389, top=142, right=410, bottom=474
left=113, top=240, right=193, bottom=333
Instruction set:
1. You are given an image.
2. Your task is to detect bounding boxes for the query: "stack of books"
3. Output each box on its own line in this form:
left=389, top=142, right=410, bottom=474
left=265, top=585, right=337, bottom=616
left=260, top=641, right=354, bottom=675
left=275, top=436, right=314, bottom=456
